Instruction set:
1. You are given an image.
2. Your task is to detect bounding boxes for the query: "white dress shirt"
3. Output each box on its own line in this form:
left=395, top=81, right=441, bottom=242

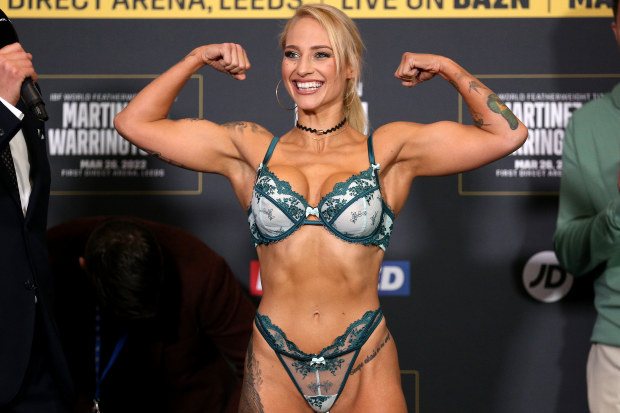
left=0, top=97, right=33, bottom=215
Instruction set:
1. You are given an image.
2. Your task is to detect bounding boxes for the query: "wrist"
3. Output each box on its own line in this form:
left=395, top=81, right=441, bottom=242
left=610, top=198, right=620, bottom=230
left=0, top=96, right=23, bottom=119
left=182, top=48, right=207, bottom=72
left=437, top=57, right=461, bottom=79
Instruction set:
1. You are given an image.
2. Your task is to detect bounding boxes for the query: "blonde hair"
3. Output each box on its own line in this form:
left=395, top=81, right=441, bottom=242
left=280, top=4, right=367, bottom=134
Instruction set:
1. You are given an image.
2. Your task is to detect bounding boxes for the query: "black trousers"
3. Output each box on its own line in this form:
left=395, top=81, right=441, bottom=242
left=0, top=306, right=71, bottom=413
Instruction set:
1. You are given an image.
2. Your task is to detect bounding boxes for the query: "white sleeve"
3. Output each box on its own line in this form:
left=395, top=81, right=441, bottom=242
left=0, top=96, right=25, bottom=120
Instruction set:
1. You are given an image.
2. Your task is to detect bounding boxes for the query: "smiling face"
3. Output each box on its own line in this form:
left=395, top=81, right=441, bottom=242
left=281, top=17, right=353, bottom=114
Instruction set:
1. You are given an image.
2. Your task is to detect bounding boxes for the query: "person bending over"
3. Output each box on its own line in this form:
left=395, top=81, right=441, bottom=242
left=47, top=216, right=256, bottom=413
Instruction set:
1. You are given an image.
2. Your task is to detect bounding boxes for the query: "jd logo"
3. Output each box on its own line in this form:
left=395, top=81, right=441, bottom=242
left=378, top=261, right=410, bottom=296
left=529, top=264, right=567, bottom=289
left=522, top=251, right=573, bottom=303
left=250, top=260, right=410, bottom=296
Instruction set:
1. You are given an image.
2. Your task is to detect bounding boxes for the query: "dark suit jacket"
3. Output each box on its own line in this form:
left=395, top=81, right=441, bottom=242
left=0, top=101, right=74, bottom=405
left=47, top=216, right=256, bottom=413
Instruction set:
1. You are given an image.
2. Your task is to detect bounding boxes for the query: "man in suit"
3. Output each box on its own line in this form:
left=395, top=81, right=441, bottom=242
left=47, top=216, right=256, bottom=413
left=0, top=41, right=74, bottom=412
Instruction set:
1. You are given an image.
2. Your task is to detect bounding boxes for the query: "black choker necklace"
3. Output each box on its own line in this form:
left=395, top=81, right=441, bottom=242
left=296, top=118, right=346, bottom=135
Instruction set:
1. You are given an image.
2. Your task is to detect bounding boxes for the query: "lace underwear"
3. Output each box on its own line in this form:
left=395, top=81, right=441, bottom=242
left=254, top=308, right=384, bottom=412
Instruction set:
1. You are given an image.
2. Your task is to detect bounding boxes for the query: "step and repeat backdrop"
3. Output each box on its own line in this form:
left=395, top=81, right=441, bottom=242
left=3, top=1, right=619, bottom=411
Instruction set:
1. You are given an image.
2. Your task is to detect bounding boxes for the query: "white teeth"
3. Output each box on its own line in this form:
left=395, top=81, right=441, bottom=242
left=296, top=81, right=323, bottom=91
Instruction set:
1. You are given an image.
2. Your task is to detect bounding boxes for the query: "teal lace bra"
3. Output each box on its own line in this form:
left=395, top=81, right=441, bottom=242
left=247, top=135, right=394, bottom=250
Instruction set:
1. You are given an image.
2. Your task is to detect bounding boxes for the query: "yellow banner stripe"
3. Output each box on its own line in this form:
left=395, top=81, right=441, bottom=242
left=1, top=0, right=614, bottom=18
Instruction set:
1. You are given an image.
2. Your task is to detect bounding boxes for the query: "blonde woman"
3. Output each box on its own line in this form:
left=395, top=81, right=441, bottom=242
left=114, top=4, right=527, bottom=412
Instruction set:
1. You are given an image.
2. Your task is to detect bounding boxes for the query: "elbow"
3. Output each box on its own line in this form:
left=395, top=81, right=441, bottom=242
left=552, top=229, right=585, bottom=277
left=514, top=122, right=529, bottom=148
left=113, top=108, right=142, bottom=146
left=507, top=123, right=528, bottom=153
left=113, top=109, right=130, bottom=138
left=552, top=234, right=572, bottom=274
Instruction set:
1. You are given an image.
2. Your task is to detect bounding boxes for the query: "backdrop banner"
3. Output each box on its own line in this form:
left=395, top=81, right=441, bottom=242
left=5, top=6, right=619, bottom=412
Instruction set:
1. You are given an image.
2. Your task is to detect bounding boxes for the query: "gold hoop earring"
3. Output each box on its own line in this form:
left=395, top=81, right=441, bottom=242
left=343, top=80, right=356, bottom=107
left=275, top=79, right=296, bottom=111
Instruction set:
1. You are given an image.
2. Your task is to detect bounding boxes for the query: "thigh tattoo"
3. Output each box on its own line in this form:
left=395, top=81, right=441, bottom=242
left=239, top=337, right=265, bottom=413
left=350, top=332, right=391, bottom=375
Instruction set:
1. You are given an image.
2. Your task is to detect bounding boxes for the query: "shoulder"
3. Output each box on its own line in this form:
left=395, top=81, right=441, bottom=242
left=223, top=121, right=272, bottom=141
left=223, top=121, right=276, bottom=164
left=47, top=216, right=106, bottom=241
left=372, top=121, right=417, bottom=146
left=373, top=121, right=422, bottom=136
left=371, top=121, right=428, bottom=153
left=567, top=94, right=620, bottom=146
left=572, top=87, right=619, bottom=123
left=564, top=90, right=620, bottom=154
left=139, top=219, right=211, bottom=250
left=223, top=120, right=269, bottom=133
left=129, top=219, right=231, bottom=276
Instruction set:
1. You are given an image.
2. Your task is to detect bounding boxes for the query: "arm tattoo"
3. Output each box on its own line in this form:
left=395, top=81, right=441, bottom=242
left=449, top=71, right=469, bottom=92
left=468, top=81, right=484, bottom=95
left=239, top=338, right=265, bottom=413
left=224, top=121, right=249, bottom=129
left=448, top=80, right=461, bottom=93
left=144, top=149, right=188, bottom=169
left=487, top=94, right=519, bottom=130
left=182, top=52, right=197, bottom=62
left=455, top=71, right=467, bottom=81
left=350, top=332, right=391, bottom=375
left=472, top=111, right=490, bottom=129
left=224, top=121, right=265, bottom=134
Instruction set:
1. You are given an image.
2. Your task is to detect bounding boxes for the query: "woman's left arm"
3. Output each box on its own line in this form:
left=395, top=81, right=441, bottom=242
left=383, top=53, right=528, bottom=177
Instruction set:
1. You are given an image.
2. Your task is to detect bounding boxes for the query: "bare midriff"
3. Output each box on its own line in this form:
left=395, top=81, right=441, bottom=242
left=255, top=224, right=385, bottom=354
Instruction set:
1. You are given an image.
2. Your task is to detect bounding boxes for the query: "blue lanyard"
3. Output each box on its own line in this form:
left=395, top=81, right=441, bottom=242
left=94, top=307, right=129, bottom=401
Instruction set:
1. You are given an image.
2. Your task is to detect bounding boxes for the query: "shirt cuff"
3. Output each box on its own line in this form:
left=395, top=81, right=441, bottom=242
left=608, top=197, right=620, bottom=230
left=0, top=97, right=25, bottom=121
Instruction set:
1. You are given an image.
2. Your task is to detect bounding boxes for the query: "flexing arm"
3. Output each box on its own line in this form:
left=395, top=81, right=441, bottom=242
left=553, top=118, right=620, bottom=276
left=380, top=53, right=528, bottom=178
left=114, top=43, right=258, bottom=176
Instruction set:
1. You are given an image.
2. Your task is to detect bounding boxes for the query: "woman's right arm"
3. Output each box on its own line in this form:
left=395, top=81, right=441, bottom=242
left=114, top=43, right=260, bottom=176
